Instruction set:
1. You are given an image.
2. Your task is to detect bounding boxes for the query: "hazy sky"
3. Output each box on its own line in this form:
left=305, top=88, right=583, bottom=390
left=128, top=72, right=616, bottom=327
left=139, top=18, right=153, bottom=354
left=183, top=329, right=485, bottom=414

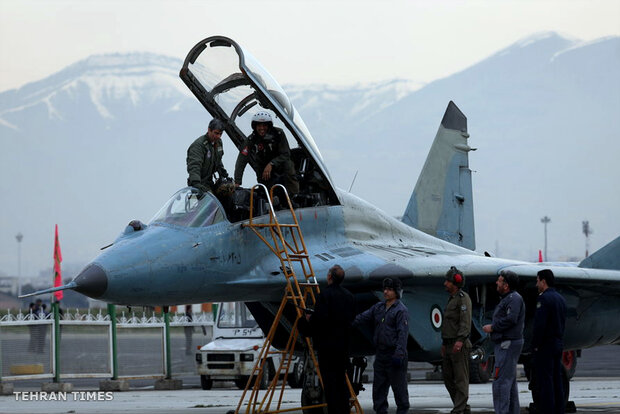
left=1, top=0, right=619, bottom=92
left=1, top=0, right=619, bottom=279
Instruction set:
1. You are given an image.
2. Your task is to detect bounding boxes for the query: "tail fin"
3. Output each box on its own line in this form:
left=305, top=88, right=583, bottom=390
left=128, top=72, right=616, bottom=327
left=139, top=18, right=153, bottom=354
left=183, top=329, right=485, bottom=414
left=578, top=236, right=620, bottom=270
left=402, top=101, right=476, bottom=250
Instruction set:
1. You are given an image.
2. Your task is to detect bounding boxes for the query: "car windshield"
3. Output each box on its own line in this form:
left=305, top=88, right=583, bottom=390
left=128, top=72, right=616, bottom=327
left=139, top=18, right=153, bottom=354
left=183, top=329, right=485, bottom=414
left=149, top=188, right=226, bottom=227
left=217, top=302, right=258, bottom=329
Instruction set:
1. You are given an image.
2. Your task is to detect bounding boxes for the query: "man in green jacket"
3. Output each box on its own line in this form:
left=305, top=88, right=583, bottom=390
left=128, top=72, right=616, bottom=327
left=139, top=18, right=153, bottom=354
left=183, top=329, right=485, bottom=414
left=186, top=119, right=229, bottom=192
left=442, top=266, right=472, bottom=414
left=234, top=111, right=299, bottom=195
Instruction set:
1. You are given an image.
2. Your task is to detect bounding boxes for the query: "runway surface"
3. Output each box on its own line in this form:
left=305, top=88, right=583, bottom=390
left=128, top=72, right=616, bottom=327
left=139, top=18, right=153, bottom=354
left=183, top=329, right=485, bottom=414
left=1, top=345, right=618, bottom=413
left=2, top=377, right=620, bottom=414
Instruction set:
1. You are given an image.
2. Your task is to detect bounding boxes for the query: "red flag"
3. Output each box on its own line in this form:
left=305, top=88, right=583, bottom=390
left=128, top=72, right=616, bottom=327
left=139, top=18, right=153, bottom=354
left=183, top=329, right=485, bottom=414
left=53, top=224, right=63, bottom=301
left=538, top=250, right=543, bottom=263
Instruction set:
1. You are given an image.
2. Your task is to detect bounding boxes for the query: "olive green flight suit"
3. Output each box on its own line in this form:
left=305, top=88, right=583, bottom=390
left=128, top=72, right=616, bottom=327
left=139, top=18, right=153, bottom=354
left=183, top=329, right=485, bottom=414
left=186, top=135, right=228, bottom=192
left=234, top=127, right=299, bottom=195
left=441, top=289, right=472, bottom=414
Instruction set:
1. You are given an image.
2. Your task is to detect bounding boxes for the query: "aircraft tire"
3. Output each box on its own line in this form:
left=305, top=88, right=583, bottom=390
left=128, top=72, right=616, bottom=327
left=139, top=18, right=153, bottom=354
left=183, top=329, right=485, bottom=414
left=562, top=350, right=577, bottom=379
left=200, top=375, right=213, bottom=390
left=287, top=360, right=304, bottom=388
left=469, top=355, right=494, bottom=383
left=301, top=384, right=325, bottom=414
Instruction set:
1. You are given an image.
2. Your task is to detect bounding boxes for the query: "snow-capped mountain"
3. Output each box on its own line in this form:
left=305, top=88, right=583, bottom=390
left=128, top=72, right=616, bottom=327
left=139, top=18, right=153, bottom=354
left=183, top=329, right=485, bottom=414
left=1, top=32, right=618, bottom=277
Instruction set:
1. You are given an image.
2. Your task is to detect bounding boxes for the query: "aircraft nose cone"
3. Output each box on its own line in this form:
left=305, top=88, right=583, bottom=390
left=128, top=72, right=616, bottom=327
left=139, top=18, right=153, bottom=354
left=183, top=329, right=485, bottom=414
left=73, top=264, right=108, bottom=298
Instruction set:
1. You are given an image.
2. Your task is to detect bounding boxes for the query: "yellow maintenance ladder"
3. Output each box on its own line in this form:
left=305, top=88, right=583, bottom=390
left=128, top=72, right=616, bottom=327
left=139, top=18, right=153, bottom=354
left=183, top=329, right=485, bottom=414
left=233, top=183, right=363, bottom=414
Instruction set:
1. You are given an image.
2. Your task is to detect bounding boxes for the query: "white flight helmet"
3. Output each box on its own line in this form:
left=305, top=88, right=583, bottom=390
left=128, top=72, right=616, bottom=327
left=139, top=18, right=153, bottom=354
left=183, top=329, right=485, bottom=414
left=251, top=111, right=273, bottom=130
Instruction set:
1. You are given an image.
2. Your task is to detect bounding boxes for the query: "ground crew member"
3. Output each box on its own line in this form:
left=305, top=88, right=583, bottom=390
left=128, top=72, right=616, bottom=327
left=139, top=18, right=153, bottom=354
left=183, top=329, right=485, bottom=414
left=441, top=266, right=472, bottom=414
left=483, top=270, right=525, bottom=414
left=186, top=118, right=229, bottom=192
left=305, top=265, right=355, bottom=414
left=234, top=111, right=299, bottom=195
left=353, top=278, right=409, bottom=414
left=532, top=269, right=567, bottom=414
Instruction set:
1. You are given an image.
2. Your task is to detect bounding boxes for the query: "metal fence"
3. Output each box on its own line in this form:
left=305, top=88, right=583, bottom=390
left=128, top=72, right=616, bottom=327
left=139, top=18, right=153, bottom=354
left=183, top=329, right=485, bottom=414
left=0, top=306, right=213, bottom=383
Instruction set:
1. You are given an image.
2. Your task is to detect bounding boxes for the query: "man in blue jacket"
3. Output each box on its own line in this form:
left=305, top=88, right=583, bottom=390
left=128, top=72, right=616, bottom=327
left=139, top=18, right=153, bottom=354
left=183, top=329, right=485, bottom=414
left=532, top=269, right=567, bottom=414
left=483, top=270, right=525, bottom=414
left=354, top=278, right=409, bottom=414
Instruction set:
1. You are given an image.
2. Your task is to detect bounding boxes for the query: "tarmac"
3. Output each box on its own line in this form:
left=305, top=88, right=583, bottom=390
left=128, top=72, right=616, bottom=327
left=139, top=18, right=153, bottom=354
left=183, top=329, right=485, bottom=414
left=2, top=377, right=620, bottom=414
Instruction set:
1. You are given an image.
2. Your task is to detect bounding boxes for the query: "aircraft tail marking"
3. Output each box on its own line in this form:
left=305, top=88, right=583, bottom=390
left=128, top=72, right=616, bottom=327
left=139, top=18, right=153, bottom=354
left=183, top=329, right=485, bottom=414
left=402, top=101, right=476, bottom=250
left=578, top=235, right=620, bottom=271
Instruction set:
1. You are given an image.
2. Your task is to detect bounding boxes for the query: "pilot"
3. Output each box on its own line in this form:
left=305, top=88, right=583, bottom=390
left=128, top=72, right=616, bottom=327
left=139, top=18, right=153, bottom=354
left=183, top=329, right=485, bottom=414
left=531, top=269, right=567, bottom=414
left=304, top=265, right=355, bottom=414
left=441, top=266, right=472, bottom=414
left=186, top=118, right=229, bottom=193
left=353, top=277, right=409, bottom=414
left=234, top=111, right=299, bottom=196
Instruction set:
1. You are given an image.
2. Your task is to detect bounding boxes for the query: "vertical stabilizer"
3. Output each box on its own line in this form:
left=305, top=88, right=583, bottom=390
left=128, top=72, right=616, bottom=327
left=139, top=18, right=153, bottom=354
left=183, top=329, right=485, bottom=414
left=402, top=101, right=476, bottom=250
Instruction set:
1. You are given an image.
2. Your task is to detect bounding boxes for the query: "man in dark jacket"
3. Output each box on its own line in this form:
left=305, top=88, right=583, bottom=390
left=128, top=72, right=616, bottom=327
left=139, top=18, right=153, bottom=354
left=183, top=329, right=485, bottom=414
left=186, top=118, right=229, bottom=192
left=306, top=265, right=355, bottom=414
left=354, top=278, right=409, bottom=414
left=532, top=269, right=567, bottom=414
left=234, top=111, right=299, bottom=195
left=483, top=270, right=526, bottom=414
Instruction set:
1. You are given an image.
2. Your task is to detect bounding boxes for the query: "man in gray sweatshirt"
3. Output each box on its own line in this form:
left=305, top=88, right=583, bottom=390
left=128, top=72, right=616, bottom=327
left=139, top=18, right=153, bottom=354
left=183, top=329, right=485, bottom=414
left=483, top=270, right=525, bottom=414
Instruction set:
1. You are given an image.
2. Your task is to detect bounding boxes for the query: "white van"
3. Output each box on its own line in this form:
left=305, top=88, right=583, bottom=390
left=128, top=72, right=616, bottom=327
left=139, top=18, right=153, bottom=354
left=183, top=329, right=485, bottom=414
left=196, top=302, right=303, bottom=390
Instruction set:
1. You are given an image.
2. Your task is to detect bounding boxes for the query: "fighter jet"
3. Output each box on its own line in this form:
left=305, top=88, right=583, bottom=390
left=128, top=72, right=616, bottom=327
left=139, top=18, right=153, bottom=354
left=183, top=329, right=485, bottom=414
left=26, top=36, right=620, bottom=404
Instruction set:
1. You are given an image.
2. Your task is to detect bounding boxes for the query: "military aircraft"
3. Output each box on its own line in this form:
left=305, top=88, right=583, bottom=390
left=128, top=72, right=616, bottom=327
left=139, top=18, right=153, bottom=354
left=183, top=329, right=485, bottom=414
left=26, top=36, right=620, bottom=406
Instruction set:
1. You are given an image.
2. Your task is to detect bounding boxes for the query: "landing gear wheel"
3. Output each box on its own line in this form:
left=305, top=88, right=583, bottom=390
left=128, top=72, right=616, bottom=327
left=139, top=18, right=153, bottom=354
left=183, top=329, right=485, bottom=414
left=301, top=383, right=325, bottom=414
left=200, top=375, right=213, bottom=390
left=300, top=351, right=325, bottom=414
left=562, top=350, right=577, bottom=379
left=287, top=359, right=304, bottom=388
left=470, top=355, right=494, bottom=383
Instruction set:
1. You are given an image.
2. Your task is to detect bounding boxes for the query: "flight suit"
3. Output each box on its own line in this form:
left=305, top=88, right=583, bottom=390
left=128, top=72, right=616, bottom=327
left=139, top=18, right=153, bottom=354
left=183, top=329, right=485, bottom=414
left=441, top=289, right=472, bottom=414
left=490, top=290, right=525, bottom=414
left=354, top=300, right=410, bottom=414
left=186, top=134, right=228, bottom=191
left=307, top=284, right=356, bottom=414
left=234, top=126, right=299, bottom=195
left=532, top=287, right=567, bottom=414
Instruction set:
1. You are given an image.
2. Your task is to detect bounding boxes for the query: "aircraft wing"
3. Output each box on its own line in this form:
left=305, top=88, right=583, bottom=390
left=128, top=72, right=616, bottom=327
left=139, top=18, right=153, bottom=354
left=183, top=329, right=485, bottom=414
left=346, top=238, right=620, bottom=295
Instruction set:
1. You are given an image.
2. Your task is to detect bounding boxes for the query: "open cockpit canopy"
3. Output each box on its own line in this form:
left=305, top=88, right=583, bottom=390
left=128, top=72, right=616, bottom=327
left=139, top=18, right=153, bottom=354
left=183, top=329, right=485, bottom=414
left=180, top=36, right=339, bottom=206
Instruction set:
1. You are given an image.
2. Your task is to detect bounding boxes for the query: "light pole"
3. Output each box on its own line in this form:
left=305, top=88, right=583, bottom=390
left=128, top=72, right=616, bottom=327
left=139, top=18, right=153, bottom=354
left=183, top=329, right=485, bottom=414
left=582, top=221, right=592, bottom=258
left=15, top=232, right=23, bottom=297
left=540, top=216, right=550, bottom=261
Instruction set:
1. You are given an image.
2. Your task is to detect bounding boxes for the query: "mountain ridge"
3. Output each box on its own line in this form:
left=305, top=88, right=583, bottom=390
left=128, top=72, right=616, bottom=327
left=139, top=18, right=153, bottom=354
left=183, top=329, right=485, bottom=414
left=1, top=32, right=618, bottom=276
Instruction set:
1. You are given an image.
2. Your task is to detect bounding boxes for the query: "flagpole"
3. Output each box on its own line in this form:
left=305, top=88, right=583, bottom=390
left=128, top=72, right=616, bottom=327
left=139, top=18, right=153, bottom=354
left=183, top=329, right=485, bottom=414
left=52, top=224, right=62, bottom=383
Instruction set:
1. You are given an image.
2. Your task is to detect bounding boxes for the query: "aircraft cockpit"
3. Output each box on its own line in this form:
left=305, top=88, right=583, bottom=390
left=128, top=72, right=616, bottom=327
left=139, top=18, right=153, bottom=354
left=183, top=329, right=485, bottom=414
left=149, top=187, right=227, bottom=228
left=180, top=36, right=340, bottom=212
